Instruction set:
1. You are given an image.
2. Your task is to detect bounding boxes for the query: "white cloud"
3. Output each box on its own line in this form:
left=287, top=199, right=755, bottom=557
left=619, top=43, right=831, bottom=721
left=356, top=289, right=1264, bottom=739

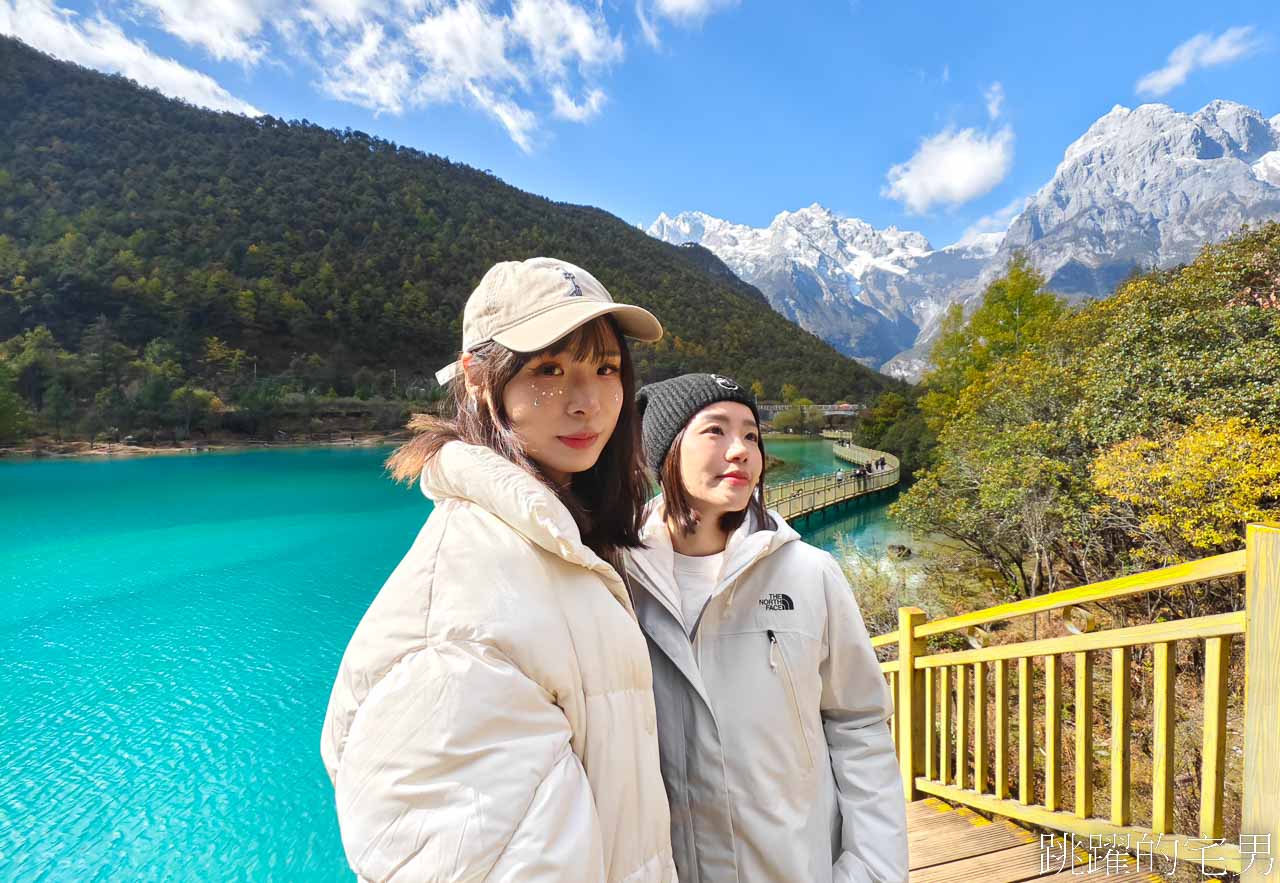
left=129, top=0, right=272, bottom=65
left=1136, top=25, right=1263, bottom=97
left=984, top=81, right=1004, bottom=120
left=883, top=126, right=1014, bottom=214
left=635, top=0, right=660, bottom=48
left=5, top=0, right=683, bottom=150
left=320, top=22, right=412, bottom=114
left=298, top=0, right=390, bottom=35
left=0, top=0, right=261, bottom=114
left=551, top=85, right=605, bottom=121
left=407, top=1, right=520, bottom=90
left=466, top=82, right=537, bottom=151
left=941, top=64, right=950, bottom=84
left=636, top=0, right=735, bottom=48
left=957, top=195, right=1027, bottom=245
left=652, top=0, right=737, bottom=24
left=511, top=0, right=622, bottom=77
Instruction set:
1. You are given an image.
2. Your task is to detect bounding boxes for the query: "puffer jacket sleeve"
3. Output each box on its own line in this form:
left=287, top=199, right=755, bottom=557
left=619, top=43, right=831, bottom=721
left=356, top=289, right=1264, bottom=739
left=817, top=553, right=909, bottom=883
left=332, top=638, right=606, bottom=883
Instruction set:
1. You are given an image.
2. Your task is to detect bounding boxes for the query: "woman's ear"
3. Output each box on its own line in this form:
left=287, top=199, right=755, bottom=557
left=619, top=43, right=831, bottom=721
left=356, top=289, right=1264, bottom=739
left=460, top=352, right=501, bottom=421
left=459, top=352, right=481, bottom=399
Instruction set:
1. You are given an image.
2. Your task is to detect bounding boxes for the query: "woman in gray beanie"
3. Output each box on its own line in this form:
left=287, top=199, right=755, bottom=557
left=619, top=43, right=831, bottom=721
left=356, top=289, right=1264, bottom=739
left=626, top=373, right=908, bottom=883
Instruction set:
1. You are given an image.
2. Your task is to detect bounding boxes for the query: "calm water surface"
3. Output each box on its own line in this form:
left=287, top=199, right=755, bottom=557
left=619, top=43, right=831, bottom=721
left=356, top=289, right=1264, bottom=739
left=0, top=440, right=904, bottom=881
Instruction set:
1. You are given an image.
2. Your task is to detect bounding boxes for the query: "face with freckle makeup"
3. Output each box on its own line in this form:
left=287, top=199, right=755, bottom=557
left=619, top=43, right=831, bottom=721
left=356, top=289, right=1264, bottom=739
left=499, top=323, right=625, bottom=487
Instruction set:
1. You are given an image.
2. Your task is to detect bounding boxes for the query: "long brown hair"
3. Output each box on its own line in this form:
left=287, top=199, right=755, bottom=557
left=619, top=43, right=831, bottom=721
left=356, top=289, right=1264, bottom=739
left=387, top=316, right=650, bottom=561
left=658, top=421, right=769, bottom=537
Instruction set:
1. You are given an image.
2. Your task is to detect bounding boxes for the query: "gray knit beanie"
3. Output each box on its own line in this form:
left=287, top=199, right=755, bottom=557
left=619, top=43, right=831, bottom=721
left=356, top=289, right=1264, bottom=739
left=636, top=373, right=761, bottom=472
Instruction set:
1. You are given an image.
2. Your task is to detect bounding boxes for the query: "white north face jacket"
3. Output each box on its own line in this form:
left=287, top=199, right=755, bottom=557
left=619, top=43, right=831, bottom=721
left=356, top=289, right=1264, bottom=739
left=624, top=502, right=908, bottom=883
left=321, top=441, right=677, bottom=883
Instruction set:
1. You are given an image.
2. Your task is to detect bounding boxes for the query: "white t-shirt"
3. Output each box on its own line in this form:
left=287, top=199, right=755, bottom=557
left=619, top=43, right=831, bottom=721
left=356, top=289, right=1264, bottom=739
left=672, top=550, right=724, bottom=638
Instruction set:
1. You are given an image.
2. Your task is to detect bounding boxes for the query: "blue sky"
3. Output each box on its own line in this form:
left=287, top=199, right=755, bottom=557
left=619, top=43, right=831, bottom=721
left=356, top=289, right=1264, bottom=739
left=4, top=0, right=1279, bottom=247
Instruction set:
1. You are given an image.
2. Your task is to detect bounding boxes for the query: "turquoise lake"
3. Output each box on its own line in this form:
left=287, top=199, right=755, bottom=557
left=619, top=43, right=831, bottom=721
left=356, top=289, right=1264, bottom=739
left=0, top=440, right=904, bottom=881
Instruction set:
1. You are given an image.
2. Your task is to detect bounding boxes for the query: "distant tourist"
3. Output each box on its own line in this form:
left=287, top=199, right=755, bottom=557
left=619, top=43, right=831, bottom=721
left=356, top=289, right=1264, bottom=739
left=321, top=258, right=677, bottom=882
left=624, top=372, right=908, bottom=883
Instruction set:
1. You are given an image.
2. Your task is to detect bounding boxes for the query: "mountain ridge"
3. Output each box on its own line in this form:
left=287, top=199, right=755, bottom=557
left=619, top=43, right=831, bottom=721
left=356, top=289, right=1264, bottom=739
left=650, top=99, right=1280, bottom=380
left=0, top=35, right=901, bottom=408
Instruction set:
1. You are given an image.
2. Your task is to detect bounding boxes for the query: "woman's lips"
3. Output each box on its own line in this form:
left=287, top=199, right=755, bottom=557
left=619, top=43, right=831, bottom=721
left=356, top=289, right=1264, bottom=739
left=719, top=473, right=751, bottom=485
left=557, top=433, right=599, bottom=450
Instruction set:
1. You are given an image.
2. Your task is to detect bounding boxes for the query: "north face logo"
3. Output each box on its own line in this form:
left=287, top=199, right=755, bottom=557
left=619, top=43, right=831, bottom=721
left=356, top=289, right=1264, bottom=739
left=759, top=593, right=794, bottom=611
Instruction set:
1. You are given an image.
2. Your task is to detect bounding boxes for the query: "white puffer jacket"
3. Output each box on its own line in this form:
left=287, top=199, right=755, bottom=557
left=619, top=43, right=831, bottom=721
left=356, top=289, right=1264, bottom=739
left=321, top=441, right=677, bottom=883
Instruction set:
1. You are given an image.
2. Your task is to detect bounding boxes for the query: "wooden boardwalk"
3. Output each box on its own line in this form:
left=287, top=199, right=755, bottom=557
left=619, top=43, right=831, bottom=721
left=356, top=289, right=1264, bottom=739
left=762, top=441, right=899, bottom=522
left=907, top=798, right=1161, bottom=882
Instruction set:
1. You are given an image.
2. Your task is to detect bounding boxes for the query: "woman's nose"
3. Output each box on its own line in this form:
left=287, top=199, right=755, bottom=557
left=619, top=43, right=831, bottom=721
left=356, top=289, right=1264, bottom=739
left=566, top=382, right=601, bottom=417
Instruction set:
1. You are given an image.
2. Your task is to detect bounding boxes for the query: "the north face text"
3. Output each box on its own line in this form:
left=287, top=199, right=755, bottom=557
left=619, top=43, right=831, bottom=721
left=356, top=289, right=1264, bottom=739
left=759, top=593, right=795, bottom=611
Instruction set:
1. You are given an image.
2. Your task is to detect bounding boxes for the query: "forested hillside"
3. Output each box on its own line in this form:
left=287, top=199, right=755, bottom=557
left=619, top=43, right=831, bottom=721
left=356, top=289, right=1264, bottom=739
left=0, top=37, right=897, bottom=443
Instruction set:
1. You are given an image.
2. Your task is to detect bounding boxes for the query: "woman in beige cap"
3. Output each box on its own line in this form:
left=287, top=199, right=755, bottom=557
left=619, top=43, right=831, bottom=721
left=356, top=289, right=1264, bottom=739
left=321, top=258, right=677, bottom=882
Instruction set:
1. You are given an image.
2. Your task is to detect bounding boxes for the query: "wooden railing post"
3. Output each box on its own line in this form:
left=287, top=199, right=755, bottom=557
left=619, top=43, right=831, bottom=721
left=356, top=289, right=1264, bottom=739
left=1243, top=523, right=1280, bottom=883
left=897, top=607, right=927, bottom=801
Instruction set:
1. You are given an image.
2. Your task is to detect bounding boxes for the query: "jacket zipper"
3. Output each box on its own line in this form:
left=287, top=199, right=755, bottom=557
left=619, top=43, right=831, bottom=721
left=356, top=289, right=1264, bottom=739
left=767, top=629, right=814, bottom=770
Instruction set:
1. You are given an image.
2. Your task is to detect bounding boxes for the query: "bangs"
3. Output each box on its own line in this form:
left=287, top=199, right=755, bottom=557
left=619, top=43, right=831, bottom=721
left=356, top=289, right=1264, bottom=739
left=541, top=316, right=621, bottom=363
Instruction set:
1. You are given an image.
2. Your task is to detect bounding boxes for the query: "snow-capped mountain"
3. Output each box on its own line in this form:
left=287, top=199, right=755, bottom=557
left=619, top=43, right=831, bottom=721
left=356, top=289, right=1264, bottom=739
left=986, top=99, right=1280, bottom=300
left=648, top=205, right=996, bottom=366
left=651, top=100, right=1280, bottom=381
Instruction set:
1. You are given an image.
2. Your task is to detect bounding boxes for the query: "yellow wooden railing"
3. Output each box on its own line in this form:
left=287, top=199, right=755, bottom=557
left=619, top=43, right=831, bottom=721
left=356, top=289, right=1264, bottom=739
left=871, top=524, right=1280, bottom=879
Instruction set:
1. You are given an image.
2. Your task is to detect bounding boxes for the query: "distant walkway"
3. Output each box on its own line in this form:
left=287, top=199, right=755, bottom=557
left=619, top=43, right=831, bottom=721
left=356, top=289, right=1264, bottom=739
left=763, top=440, right=899, bottom=523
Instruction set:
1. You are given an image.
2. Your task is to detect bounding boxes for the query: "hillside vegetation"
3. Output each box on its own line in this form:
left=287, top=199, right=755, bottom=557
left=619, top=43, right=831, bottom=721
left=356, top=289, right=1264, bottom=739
left=0, top=37, right=898, bottom=444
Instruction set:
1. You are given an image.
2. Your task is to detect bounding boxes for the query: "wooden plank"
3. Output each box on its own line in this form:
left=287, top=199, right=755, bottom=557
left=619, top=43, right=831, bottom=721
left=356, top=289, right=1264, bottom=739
left=940, top=666, right=952, bottom=786
left=908, top=809, right=1035, bottom=870
left=907, top=841, right=1161, bottom=883
left=925, top=666, right=937, bottom=781
left=1045, top=654, right=1061, bottom=812
left=1200, top=635, right=1230, bottom=839
left=1019, top=657, right=1032, bottom=805
left=900, top=607, right=928, bottom=801
left=915, top=612, right=1243, bottom=668
left=915, top=779, right=1243, bottom=872
left=1034, top=859, right=1164, bottom=882
left=1151, top=641, right=1175, bottom=834
left=1074, top=650, right=1093, bottom=819
left=909, top=843, right=1048, bottom=883
left=995, top=659, right=1009, bottom=800
left=974, top=661, right=987, bottom=795
left=1242, top=523, right=1280, bottom=883
left=956, top=663, right=969, bottom=790
left=915, top=551, right=1245, bottom=640
left=1110, top=647, right=1131, bottom=827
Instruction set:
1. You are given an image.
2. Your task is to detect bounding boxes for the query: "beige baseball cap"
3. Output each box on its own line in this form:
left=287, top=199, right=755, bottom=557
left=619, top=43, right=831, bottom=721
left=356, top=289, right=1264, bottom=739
left=435, top=257, right=663, bottom=385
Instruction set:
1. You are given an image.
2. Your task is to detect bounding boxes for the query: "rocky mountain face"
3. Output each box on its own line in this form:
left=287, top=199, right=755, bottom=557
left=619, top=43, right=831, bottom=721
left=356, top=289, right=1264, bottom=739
left=651, top=100, right=1280, bottom=380
left=648, top=205, right=997, bottom=367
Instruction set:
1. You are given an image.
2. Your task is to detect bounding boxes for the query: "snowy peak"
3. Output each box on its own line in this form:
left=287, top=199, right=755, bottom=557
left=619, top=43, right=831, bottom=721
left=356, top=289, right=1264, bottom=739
left=652, top=100, right=1280, bottom=381
left=648, top=205, right=991, bottom=367
left=996, top=98, right=1280, bottom=299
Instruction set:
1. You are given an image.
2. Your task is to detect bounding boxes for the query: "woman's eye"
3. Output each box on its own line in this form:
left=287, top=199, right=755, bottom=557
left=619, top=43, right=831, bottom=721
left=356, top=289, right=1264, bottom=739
left=746, top=433, right=759, bottom=442
left=705, top=425, right=723, bottom=435
left=598, top=363, right=620, bottom=376
left=535, top=363, right=563, bottom=377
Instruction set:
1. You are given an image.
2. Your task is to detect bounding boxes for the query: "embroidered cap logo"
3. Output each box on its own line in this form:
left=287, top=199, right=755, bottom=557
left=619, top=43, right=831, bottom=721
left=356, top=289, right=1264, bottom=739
left=712, top=374, right=739, bottom=390
left=562, top=269, right=582, bottom=297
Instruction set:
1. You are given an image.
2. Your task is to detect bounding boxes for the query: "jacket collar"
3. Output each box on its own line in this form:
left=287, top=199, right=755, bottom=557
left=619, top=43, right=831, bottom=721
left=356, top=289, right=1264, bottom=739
left=627, top=495, right=800, bottom=617
left=421, top=441, right=630, bottom=608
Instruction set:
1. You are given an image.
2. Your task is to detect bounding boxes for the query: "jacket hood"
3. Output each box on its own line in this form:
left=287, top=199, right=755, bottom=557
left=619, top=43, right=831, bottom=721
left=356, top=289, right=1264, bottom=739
left=421, top=441, right=627, bottom=601
left=628, top=495, right=801, bottom=618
